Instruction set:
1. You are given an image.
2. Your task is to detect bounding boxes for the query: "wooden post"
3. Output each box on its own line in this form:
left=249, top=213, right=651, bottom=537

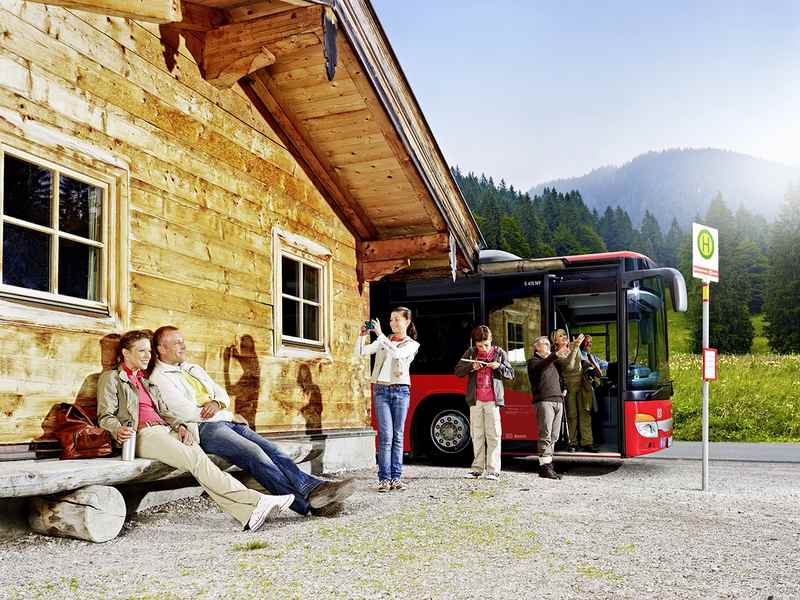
left=29, top=485, right=126, bottom=543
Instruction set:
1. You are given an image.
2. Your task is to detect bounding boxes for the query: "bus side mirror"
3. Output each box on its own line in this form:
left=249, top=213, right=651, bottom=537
left=622, top=268, right=688, bottom=313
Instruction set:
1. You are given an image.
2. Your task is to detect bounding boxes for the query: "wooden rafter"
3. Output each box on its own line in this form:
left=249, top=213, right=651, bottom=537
left=166, top=1, right=227, bottom=31
left=358, top=258, right=411, bottom=283
left=23, top=0, right=182, bottom=22
left=198, top=6, right=324, bottom=88
left=359, top=233, right=450, bottom=262
left=243, top=72, right=378, bottom=240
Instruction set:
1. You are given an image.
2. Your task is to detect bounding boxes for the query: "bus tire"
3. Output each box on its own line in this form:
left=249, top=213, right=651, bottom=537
left=417, top=399, right=472, bottom=465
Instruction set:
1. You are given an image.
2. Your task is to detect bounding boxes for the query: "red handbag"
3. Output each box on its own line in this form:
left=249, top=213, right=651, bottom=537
left=54, top=403, right=114, bottom=459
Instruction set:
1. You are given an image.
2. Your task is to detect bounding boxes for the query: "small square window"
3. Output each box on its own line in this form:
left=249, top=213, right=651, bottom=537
left=281, top=256, right=323, bottom=345
left=273, top=228, right=331, bottom=357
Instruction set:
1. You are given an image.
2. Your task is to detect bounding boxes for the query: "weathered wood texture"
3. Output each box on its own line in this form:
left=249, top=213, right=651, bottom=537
left=0, top=0, right=371, bottom=447
left=0, top=442, right=314, bottom=497
left=29, top=484, right=126, bottom=542
left=22, top=0, right=182, bottom=22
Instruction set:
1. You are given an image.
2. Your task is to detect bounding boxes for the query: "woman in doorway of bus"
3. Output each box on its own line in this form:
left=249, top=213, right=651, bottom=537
left=355, top=307, right=420, bottom=493
left=454, top=325, right=515, bottom=480
left=97, top=329, right=294, bottom=532
left=553, top=330, right=596, bottom=453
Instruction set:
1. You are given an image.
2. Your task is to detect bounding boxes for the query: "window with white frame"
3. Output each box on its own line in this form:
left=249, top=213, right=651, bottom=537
left=0, top=147, right=112, bottom=314
left=274, top=229, right=331, bottom=355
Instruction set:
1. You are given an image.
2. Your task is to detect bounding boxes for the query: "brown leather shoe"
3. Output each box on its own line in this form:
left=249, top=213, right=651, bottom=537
left=308, top=477, right=356, bottom=508
left=538, top=464, right=561, bottom=480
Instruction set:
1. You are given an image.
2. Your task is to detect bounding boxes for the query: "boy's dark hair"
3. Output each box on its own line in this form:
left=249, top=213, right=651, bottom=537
left=470, top=325, right=492, bottom=344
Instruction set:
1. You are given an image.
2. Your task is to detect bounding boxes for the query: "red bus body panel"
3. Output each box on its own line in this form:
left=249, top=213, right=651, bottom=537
left=623, top=400, right=674, bottom=456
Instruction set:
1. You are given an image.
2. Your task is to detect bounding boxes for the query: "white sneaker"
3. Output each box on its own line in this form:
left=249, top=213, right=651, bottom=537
left=247, top=494, right=294, bottom=532
left=376, top=480, right=391, bottom=493
left=464, top=471, right=482, bottom=479
left=484, top=472, right=500, bottom=481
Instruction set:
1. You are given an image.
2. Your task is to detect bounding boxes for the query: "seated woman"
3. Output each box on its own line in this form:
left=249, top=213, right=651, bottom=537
left=97, top=329, right=293, bottom=531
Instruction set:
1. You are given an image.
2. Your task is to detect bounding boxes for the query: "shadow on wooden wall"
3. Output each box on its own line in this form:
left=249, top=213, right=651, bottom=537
left=223, top=335, right=261, bottom=428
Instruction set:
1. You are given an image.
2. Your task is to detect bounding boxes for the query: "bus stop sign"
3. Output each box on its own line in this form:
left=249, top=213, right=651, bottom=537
left=692, top=223, right=719, bottom=282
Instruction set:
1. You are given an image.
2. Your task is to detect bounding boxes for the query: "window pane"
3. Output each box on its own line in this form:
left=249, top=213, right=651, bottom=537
left=302, top=265, right=320, bottom=302
left=282, top=256, right=299, bottom=297
left=59, top=175, right=103, bottom=241
left=2, top=223, right=50, bottom=292
left=282, top=297, right=300, bottom=337
left=3, top=154, right=52, bottom=227
left=58, top=239, right=100, bottom=301
left=303, top=304, right=320, bottom=341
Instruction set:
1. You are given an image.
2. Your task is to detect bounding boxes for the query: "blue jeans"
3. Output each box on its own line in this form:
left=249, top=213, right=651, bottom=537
left=373, top=384, right=410, bottom=481
left=199, top=421, right=321, bottom=515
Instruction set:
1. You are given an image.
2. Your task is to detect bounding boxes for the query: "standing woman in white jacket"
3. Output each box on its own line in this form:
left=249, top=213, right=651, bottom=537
left=355, top=307, right=420, bottom=492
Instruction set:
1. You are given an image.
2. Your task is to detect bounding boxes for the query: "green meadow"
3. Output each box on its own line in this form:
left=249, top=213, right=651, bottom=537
left=668, top=311, right=800, bottom=442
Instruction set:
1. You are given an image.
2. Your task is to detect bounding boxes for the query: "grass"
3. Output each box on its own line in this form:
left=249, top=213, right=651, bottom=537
left=668, top=311, right=800, bottom=442
left=232, top=540, right=270, bottom=552
left=668, top=310, right=771, bottom=354
left=671, top=352, right=800, bottom=442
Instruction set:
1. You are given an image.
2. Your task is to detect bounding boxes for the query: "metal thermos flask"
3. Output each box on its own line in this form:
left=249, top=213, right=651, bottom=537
left=121, top=421, right=136, bottom=461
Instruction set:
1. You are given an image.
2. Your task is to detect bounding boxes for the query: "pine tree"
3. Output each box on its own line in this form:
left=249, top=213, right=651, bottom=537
left=638, top=210, right=664, bottom=262
left=687, top=196, right=754, bottom=353
left=764, top=186, right=800, bottom=352
left=661, top=218, right=683, bottom=268
left=499, top=216, right=531, bottom=257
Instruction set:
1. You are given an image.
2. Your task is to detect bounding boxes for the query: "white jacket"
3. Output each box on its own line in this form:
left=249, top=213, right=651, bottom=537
left=149, top=360, right=234, bottom=424
left=354, top=333, right=419, bottom=385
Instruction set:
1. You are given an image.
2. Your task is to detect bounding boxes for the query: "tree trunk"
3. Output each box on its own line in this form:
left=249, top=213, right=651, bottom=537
left=29, top=485, right=125, bottom=543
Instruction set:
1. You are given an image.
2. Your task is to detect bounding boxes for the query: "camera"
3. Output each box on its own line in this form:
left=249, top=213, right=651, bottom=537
left=364, top=320, right=375, bottom=330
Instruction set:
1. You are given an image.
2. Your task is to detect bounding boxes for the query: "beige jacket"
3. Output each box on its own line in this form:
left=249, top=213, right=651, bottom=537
left=354, top=333, right=420, bottom=385
left=97, top=368, right=185, bottom=444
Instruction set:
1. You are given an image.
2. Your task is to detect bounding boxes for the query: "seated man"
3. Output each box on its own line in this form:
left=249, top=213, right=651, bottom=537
left=149, top=326, right=354, bottom=517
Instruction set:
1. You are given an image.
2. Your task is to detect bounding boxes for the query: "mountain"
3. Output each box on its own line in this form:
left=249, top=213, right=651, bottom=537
left=529, top=149, right=800, bottom=227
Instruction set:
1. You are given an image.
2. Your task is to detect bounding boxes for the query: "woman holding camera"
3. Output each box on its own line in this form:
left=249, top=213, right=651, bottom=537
left=355, top=307, right=420, bottom=492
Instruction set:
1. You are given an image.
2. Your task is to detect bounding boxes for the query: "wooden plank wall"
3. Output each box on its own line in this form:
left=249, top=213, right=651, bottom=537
left=0, top=0, right=371, bottom=445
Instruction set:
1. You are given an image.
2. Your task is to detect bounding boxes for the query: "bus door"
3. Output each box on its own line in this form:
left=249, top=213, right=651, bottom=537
left=620, top=274, right=674, bottom=456
left=551, top=275, right=621, bottom=454
left=484, top=274, right=544, bottom=448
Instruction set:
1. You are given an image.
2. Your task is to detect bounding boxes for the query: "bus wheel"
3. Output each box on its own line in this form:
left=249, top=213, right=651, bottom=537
left=426, top=406, right=472, bottom=464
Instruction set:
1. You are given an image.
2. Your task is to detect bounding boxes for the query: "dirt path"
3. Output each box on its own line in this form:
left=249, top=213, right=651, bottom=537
left=1, top=457, right=798, bottom=599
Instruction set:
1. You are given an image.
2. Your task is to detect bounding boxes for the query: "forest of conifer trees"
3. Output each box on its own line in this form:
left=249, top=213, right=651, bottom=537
left=452, top=166, right=800, bottom=354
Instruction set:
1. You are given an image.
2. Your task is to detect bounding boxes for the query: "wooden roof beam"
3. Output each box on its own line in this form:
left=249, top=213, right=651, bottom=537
left=243, top=72, right=378, bottom=241
left=23, top=0, right=182, bottom=22
left=199, top=5, right=324, bottom=88
left=359, top=233, right=450, bottom=262
left=168, top=1, right=228, bottom=31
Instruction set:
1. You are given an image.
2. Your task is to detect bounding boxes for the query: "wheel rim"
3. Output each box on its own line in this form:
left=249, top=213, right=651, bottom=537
left=429, top=409, right=470, bottom=454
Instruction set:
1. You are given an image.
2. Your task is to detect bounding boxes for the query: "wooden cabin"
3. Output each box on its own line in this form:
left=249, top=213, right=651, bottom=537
left=0, top=0, right=483, bottom=469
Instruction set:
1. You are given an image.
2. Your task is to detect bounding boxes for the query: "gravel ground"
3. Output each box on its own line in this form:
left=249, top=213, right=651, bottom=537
left=1, top=457, right=798, bottom=600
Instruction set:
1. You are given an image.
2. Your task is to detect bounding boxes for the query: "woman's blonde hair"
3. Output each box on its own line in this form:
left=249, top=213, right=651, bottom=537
left=550, top=329, right=567, bottom=346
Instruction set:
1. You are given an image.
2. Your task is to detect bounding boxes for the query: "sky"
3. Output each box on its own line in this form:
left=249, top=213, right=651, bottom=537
left=372, top=0, right=800, bottom=190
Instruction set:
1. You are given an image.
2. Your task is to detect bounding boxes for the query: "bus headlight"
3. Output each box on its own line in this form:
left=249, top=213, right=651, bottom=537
left=635, top=413, right=658, bottom=438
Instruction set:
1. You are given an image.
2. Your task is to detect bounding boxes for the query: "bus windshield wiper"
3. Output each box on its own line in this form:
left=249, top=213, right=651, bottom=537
left=645, top=380, right=673, bottom=399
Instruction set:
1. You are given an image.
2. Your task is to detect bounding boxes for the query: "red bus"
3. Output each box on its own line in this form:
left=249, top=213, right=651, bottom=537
left=370, top=250, right=688, bottom=462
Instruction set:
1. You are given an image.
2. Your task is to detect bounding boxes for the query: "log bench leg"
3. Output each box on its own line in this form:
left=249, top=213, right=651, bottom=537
left=29, top=485, right=126, bottom=543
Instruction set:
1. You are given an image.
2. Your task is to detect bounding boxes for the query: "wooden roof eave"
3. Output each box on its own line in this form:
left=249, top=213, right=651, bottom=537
left=328, top=0, right=484, bottom=270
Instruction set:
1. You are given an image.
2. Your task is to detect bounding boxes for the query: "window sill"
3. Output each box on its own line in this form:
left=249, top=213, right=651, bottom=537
left=0, top=298, right=121, bottom=334
left=274, top=344, right=333, bottom=362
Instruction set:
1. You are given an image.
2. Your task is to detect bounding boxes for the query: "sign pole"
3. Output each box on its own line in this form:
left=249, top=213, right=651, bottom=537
left=701, top=282, right=710, bottom=491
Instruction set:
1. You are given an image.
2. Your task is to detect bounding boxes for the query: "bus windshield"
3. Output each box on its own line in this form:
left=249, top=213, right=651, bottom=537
left=626, top=277, right=669, bottom=389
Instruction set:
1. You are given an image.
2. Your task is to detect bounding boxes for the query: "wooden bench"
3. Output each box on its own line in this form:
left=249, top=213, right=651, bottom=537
left=0, top=440, right=319, bottom=542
